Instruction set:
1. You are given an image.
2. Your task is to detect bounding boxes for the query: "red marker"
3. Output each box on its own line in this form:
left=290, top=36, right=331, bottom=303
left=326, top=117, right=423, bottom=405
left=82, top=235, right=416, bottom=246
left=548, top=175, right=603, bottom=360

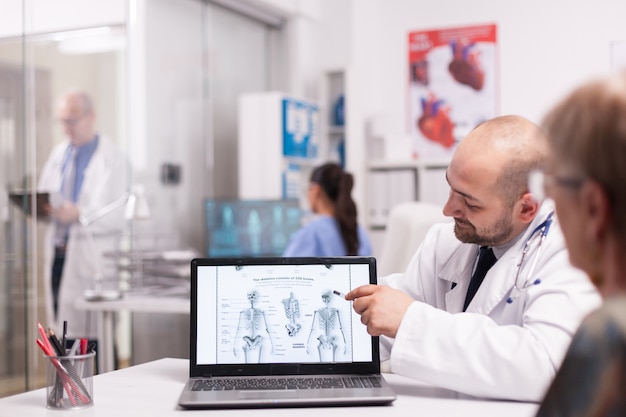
left=80, top=338, right=88, bottom=355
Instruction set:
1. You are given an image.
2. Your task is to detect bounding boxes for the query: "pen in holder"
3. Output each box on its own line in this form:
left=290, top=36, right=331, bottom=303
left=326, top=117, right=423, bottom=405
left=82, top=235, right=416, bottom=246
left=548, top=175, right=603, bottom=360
left=44, top=351, right=95, bottom=409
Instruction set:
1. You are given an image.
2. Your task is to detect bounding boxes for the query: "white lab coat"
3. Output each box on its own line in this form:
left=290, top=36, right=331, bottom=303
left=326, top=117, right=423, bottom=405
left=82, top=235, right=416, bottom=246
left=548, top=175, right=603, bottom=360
left=379, top=202, right=602, bottom=402
left=38, top=135, right=128, bottom=339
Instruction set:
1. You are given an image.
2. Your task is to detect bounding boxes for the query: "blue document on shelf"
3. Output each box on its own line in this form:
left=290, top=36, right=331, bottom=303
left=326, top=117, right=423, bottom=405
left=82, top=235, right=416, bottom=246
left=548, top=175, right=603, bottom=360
left=282, top=162, right=302, bottom=200
left=282, top=97, right=319, bottom=158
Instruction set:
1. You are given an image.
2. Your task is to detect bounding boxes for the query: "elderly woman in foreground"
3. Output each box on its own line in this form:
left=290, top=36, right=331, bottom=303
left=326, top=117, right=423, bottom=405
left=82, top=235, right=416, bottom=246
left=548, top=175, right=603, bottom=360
left=534, top=71, right=626, bottom=416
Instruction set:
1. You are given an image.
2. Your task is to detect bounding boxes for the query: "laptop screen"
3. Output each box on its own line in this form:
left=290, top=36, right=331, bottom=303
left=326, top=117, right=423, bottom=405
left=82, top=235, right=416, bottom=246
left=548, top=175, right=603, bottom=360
left=190, top=257, right=378, bottom=376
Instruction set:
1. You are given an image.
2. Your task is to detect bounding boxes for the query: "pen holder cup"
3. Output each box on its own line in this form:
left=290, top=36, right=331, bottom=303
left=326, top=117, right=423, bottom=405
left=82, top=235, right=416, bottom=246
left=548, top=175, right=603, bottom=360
left=44, top=352, right=95, bottom=410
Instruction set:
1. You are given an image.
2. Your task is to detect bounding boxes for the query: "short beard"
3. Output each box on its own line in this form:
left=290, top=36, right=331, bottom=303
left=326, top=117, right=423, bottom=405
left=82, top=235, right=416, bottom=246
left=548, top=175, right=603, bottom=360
left=453, top=210, right=515, bottom=247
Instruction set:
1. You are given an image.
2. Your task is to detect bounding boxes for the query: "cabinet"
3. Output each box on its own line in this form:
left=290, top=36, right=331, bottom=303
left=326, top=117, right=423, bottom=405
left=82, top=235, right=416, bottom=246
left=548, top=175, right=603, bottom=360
left=238, top=74, right=350, bottom=207
left=321, top=70, right=346, bottom=168
left=365, top=159, right=449, bottom=256
left=366, top=158, right=450, bottom=229
left=238, top=92, right=321, bottom=204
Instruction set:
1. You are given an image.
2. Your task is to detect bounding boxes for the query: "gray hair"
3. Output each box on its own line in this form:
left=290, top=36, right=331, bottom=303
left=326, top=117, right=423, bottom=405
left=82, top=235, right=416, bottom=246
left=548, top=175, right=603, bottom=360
left=541, top=71, right=626, bottom=242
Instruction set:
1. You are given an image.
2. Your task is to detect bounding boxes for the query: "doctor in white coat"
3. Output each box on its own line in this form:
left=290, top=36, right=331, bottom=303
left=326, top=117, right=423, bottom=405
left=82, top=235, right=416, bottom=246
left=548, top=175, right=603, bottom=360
left=347, top=115, right=601, bottom=402
left=38, top=91, right=127, bottom=339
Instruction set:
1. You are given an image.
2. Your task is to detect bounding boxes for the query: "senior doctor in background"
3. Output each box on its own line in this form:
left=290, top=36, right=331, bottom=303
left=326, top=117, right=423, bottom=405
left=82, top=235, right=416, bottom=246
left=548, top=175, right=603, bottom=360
left=347, top=115, right=601, bottom=401
left=38, top=90, right=128, bottom=339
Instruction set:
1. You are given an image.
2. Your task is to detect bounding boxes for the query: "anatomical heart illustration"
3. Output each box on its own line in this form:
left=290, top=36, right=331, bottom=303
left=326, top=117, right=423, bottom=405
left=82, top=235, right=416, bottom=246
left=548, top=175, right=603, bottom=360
left=408, top=24, right=497, bottom=159
left=417, top=93, right=455, bottom=149
left=448, top=40, right=484, bottom=91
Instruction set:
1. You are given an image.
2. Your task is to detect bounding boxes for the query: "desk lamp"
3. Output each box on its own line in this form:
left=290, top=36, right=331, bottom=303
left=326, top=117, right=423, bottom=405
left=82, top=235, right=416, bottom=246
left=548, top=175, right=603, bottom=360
left=80, top=185, right=151, bottom=301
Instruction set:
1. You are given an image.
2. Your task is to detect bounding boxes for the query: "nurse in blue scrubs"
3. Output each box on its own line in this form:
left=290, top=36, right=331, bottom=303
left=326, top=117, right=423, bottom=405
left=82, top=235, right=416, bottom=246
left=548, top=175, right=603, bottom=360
left=283, top=162, right=372, bottom=257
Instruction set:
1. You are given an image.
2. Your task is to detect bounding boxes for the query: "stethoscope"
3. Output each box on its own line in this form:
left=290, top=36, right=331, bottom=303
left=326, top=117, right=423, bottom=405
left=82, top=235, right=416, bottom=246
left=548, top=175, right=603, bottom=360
left=506, top=211, right=554, bottom=304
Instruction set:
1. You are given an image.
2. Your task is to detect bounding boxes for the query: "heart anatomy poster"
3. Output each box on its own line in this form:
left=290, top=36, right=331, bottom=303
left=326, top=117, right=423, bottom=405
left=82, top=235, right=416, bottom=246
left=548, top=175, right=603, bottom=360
left=408, top=24, right=497, bottom=159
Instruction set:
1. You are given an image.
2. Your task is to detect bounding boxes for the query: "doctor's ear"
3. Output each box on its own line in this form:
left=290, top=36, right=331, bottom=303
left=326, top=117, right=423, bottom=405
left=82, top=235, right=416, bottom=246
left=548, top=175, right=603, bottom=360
left=516, top=192, right=539, bottom=224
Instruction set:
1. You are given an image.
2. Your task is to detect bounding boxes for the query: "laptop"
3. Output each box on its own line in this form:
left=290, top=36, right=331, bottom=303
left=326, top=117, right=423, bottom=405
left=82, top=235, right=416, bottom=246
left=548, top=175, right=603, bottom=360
left=178, top=256, right=397, bottom=409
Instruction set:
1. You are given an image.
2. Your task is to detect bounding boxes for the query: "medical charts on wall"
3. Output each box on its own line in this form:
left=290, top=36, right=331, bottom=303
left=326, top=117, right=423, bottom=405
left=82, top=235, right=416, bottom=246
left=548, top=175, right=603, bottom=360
left=282, top=97, right=319, bottom=200
left=408, top=23, right=498, bottom=159
left=282, top=97, right=319, bottom=159
left=196, top=263, right=372, bottom=365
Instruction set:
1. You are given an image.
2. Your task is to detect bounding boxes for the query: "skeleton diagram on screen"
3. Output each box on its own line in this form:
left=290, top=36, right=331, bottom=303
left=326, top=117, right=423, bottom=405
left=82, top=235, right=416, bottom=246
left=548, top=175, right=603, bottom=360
left=307, top=290, right=346, bottom=362
left=233, top=289, right=274, bottom=363
left=282, top=291, right=301, bottom=336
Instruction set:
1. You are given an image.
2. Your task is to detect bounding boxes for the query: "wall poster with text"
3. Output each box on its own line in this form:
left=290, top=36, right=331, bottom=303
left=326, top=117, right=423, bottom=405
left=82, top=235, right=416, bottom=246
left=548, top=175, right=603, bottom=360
left=408, top=24, right=498, bottom=159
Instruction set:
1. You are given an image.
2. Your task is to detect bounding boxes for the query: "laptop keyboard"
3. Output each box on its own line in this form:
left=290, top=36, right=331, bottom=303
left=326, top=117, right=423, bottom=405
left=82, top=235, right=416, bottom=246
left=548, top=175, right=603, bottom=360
left=192, top=376, right=383, bottom=391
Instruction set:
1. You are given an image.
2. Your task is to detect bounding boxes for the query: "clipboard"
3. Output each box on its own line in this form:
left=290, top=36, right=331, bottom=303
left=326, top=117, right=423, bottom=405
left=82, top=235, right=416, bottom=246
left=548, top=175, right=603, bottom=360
left=8, top=190, right=51, bottom=218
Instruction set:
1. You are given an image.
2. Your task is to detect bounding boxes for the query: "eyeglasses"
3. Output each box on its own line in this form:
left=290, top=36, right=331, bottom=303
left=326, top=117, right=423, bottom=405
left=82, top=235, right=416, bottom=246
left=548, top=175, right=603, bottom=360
left=528, top=169, right=585, bottom=202
left=58, top=116, right=84, bottom=127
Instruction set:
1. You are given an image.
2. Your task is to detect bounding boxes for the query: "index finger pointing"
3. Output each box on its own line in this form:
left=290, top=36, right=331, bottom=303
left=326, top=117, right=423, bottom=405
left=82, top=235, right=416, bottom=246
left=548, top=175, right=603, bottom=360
left=346, top=284, right=378, bottom=300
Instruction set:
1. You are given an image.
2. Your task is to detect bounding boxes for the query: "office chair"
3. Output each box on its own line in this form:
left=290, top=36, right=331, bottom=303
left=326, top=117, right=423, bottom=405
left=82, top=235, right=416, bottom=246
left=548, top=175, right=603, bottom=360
left=377, top=201, right=449, bottom=276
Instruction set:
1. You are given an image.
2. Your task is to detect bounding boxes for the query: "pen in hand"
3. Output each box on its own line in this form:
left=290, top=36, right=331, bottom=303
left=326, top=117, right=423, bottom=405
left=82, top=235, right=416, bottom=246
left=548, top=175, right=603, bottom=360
left=332, top=290, right=347, bottom=299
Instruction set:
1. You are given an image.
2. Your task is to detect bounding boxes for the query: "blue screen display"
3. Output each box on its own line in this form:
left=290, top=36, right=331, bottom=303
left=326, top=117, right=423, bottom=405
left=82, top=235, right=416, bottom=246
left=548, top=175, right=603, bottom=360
left=205, top=199, right=302, bottom=257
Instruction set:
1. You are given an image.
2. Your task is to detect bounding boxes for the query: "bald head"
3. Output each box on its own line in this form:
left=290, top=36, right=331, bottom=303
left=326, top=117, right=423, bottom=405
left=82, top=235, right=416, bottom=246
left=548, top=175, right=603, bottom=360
left=57, top=90, right=96, bottom=146
left=459, top=115, right=545, bottom=160
left=60, top=91, right=94, bottom=114
left=453, top=115, right=547, bottom=206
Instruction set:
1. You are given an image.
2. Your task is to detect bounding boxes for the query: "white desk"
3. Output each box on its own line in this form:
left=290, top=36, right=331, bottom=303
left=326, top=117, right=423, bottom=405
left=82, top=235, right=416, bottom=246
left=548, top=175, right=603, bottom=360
left=75, top=294, right=189, bottom=373
left=0, top=358, right=539, bottom=416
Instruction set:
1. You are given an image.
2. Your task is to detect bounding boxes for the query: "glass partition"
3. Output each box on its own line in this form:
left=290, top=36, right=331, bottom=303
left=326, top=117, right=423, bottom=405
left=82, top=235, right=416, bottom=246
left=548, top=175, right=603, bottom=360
left=0, top=4, right=128, bottom=396
left=0, top=0, right=284, bottom=396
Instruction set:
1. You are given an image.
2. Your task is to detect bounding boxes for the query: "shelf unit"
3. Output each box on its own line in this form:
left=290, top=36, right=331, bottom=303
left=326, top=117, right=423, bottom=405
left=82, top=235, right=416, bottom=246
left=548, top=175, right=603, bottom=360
left=321, top=69, right=346, bottom=167
left=366, top=158, right=450, bottom=229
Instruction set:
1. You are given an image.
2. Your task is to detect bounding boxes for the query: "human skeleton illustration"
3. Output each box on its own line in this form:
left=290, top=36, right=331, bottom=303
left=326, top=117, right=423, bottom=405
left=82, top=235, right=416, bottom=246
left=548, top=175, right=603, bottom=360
left=233, top=289, right=274, bottom=363
left=282, top=292, right=301, bottom=336
left=307, top=290, right=346, bottom=362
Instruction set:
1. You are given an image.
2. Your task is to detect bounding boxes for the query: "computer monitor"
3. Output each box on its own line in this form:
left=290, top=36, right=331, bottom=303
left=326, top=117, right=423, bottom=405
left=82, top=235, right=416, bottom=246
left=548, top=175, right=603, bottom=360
left=204, top=199, right=302, bottom=257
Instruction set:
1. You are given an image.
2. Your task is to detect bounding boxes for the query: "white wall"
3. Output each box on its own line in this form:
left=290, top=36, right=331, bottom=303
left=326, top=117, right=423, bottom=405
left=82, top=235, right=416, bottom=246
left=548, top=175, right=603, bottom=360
left=298, top=0, right=626, bottom=256
left=349, top=0, right=626, bottom=151
left=0, top=0, right=126, bottom=37
left=137, top=0, right=206, bottom=249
